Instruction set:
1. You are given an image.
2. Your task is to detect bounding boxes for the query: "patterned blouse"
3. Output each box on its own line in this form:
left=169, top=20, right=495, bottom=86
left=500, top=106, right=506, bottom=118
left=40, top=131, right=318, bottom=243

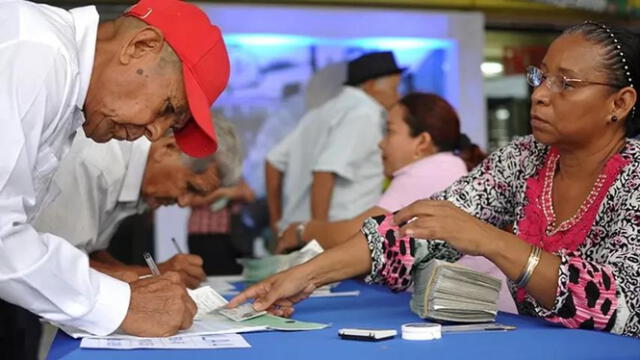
left=362, top=135, right=640, bottom=337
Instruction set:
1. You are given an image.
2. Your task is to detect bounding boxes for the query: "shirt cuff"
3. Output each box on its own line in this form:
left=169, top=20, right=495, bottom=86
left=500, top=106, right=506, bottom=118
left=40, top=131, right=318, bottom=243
left=362, top=216, right=386, bottom=285
left=539, top=254, right=620, bottom=333
left=312, top=164, right=355, bottom=181
left=62, top=270, right=131, bottom=336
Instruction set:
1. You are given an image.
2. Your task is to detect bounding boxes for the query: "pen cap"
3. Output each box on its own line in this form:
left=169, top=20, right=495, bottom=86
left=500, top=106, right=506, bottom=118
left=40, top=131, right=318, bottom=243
left=401, top=323, right=442, bottom=340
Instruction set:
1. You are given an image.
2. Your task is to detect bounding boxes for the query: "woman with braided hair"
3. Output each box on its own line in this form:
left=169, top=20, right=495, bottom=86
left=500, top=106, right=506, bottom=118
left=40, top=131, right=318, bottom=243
left=229, top=22, right=640, bottom=337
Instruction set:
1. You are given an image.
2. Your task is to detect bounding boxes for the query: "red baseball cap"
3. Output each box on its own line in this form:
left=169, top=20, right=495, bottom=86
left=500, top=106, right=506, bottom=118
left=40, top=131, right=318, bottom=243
left=125, top=0, right=230, bottom=157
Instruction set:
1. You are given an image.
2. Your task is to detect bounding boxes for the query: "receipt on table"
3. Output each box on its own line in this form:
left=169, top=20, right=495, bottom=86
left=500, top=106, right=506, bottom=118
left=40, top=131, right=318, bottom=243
left=188, top=286, right=229, bottom=320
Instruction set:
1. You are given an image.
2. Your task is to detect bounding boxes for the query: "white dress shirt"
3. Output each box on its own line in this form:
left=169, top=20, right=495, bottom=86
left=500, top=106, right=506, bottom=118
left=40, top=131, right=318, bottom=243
left=0, top=1, right=130, bottom=335
left=267, top=86, right=385, bottom=230
left=35, top=132, right=150, bottom=254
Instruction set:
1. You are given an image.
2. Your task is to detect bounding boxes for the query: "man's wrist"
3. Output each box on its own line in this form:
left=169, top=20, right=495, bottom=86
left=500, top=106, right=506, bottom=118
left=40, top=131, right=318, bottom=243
left=295, top=222, right=307, bottom=247
left=67, top=270, right=131, bottom=336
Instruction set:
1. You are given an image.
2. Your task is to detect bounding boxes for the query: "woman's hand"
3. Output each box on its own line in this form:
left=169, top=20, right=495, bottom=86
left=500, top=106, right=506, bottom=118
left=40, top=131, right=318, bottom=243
left=393, top=200, right=500, bottom=256
left=227, top=265, right=317, bottom=317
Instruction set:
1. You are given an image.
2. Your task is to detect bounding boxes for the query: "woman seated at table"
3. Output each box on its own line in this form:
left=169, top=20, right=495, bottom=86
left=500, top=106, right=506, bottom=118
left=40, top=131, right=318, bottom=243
left=275, top=92, right=476, bottom=254
left=229, top=22, right=640, bottom=338
left=275, top=93, right=516, bottom=313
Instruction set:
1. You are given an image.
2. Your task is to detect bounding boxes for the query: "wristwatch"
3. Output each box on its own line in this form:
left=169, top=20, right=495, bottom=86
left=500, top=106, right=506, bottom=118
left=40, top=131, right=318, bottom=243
left=295, top=222, right=307, bottom=247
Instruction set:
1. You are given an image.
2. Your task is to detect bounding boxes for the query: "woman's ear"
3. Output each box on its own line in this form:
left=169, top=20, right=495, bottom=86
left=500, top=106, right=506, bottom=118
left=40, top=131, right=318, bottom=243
left=613, top=87, right=637, bottom=121
left=415, top=132, right=433, bottom=158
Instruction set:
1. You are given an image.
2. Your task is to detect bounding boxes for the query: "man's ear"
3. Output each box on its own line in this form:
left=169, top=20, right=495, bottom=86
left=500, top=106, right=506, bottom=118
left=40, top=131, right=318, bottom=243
left=150, top=136, right=179, bottom=161
left=119, top=26, right=164, bottom=65
left=359, top=79, right=376, bottom=94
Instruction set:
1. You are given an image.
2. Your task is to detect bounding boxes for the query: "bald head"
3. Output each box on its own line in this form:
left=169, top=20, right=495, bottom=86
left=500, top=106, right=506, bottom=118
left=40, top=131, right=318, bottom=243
left=83, top=15, right=190, bottom=144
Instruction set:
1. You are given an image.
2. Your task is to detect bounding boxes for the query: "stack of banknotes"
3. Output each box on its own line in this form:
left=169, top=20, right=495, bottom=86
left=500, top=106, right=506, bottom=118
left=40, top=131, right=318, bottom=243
left=410, top=259, right=502, bottom=323
left=238, top=240, right=324, bottom=283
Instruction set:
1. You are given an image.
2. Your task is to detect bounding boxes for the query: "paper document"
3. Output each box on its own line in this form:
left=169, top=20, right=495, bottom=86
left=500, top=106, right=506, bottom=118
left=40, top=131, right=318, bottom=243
left=55, top=285, right=268, bottom=339
left=55, top=278, right=327, bottom=343
left=309, top=290, right=360, bottom=298
left=188, top=286, right=228, bottom=320
left=242, top=314, right=330, bottom=331
left=239, top=240, right=324, bottom=282
left=80, top=333, right=251, bottom=350
left=57, top=311, right=269, bottom=339
left=218, top=303, right=267, bottom=321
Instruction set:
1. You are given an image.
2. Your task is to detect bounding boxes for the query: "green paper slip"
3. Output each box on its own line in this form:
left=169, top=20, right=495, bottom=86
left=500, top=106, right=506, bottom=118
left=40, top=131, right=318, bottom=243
left=242, top=314, right=330, bottom=331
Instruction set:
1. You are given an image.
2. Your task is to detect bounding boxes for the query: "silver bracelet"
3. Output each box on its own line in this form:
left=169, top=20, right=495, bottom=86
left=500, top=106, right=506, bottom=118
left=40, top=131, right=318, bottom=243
left=516, top=245, right=542, bottom=288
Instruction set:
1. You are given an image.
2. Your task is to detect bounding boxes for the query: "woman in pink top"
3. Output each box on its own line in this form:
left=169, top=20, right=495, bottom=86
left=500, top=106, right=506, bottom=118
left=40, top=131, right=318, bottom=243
left=275, top=93, right=517, bottom=313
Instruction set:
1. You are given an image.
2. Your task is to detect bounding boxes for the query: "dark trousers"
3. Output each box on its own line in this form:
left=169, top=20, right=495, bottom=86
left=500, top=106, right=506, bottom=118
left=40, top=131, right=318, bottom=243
left=0, top=300, right=41, bottom=360
left=188, top=233, right=243, bottom=275
left=108, top=212, right=155, bottom=266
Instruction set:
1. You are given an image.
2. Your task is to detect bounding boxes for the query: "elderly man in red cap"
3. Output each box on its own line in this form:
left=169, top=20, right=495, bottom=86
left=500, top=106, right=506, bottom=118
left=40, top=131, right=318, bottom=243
left=0, top=0, right=229, bottom=351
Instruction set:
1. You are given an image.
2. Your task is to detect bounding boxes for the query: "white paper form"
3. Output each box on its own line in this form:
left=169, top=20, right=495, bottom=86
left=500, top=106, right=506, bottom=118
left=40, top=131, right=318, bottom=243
left=188, top=286, right=228, bottom=320
left=80, top=333, right=251, bottom=350
left=55, top=285, right=268, bottom=339
left=57, top=312, right=268, bottom=339
left=309, top=290, right=360, bottom=298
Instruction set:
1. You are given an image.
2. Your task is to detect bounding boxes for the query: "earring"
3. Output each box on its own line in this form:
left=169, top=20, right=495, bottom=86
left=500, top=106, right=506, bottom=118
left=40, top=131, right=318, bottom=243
left=612, top=115, right=619, bottom=122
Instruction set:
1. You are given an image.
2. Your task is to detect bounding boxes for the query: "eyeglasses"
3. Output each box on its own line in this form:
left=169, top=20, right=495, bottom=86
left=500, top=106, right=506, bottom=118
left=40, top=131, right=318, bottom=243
left=526, top=66, right=624, bottom=93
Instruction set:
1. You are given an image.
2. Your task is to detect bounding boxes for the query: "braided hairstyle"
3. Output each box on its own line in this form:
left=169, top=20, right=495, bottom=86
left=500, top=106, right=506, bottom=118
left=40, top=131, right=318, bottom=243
left=563, top=22, right=640, bottom=137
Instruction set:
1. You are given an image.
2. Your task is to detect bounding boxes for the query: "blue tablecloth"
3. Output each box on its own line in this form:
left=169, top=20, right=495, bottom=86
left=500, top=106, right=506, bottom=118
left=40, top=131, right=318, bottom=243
left=47, top=280, right=640, bottom=360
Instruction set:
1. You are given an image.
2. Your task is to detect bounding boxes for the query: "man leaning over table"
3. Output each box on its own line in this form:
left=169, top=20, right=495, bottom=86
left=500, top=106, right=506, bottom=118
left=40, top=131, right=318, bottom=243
left=0, top=0, right=230, bottom=348
left=35, top=116, right=242, bottom=290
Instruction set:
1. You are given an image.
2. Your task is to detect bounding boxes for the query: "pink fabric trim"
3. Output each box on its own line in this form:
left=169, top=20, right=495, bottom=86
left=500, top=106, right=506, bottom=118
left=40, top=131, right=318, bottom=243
left=515, top=148, right=628, bottom=328
left=518, top=148, right=629, bottom=253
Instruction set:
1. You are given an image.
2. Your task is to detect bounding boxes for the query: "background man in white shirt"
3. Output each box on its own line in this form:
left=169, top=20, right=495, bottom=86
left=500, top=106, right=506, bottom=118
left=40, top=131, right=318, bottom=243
left=266, top=52, right=403, bottom=239
left=0, top=0, right=230, bottom=353
left=35, top=117, right=242, bottom=289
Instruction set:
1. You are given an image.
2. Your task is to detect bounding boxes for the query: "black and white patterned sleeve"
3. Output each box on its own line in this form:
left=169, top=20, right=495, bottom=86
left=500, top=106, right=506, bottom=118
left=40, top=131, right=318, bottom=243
left=429, top=136, right=543, bottom=228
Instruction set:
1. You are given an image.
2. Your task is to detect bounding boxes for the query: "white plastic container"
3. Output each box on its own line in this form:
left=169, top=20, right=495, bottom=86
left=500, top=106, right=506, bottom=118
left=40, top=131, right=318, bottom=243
left=401, top=323, right=442, bottom=340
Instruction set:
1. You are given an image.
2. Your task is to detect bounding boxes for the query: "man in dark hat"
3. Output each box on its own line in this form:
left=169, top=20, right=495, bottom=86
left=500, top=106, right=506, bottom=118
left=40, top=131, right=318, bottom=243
left=266, top=52, right=403, bottom=245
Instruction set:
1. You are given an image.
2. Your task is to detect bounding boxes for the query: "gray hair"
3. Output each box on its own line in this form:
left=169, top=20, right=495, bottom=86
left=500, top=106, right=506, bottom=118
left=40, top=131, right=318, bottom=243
left=180, top=113, right=243, bottom=186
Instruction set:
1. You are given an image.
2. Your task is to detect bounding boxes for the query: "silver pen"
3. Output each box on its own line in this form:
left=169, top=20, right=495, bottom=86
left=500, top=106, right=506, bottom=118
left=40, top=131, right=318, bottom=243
left=143, top=252, right=161, bottom=277
left=441, top=323, right=516, bottom=333
left=171, top=237, right=184, bottom=254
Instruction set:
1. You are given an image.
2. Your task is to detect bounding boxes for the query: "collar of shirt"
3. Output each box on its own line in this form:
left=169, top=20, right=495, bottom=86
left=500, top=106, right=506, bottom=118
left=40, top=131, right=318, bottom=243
left=118, top=137, right=151, bottom=205
left=393, top=151, right=457, bottom=177
left=341, top=86, right=385, bottom=115
left=68, top=6, right=99, bottom=113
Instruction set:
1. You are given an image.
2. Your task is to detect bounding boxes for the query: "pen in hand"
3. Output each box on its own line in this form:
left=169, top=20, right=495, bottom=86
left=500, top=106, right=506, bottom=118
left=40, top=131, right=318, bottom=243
left=171, top=237, right=184, bottom=254
left=143, top=252, right=161, bottom=277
